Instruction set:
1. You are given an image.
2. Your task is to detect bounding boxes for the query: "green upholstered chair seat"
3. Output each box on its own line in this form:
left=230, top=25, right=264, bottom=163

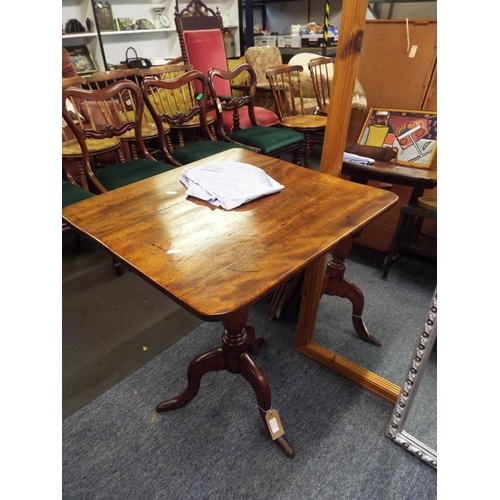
left=62, top=181, right=95, bottom=208
left=228, top=126, right=303, bottom=155
left=94, top=159, right=177, bottom=191
left=170, top=141, right=249, bottom=165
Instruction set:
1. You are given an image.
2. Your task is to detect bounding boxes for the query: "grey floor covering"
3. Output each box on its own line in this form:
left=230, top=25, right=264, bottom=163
left=63, top=251, right=437, bottom=499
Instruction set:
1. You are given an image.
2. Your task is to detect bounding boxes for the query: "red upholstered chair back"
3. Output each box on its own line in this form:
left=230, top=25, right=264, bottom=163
left=174, top=0, right=278, bottom=131
left=182, top=29, right=231, bottom=96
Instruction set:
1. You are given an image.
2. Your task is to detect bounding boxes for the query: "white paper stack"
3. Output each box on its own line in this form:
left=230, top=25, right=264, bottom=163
left=180, top=160, right=285, bottom=210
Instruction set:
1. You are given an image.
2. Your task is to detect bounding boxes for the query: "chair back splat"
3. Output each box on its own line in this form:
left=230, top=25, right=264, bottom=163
left=208, top=63, right=303, bottom=163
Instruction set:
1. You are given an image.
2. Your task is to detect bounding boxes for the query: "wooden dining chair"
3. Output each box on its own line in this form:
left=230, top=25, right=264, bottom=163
left=83, top=68, right=171, bottom=160
left=62, top=79, right=178, bottom=193
left=308, top=56, right=335, bottom=116
left=62, top=76, right=123, bottom=190
left=266, top=64, right=328, bottom=168
left=62, top=159, right=125, bottom=276
left=207, top=63, right=304, bottom=163
left=174, top=0, right=279, bottom=133
left=141, top=69, right=252, bottom=167
left=137, top=63, right=219, bottom=151
left=308, top=56, right=368, bottom=116
left=62, top=160, right=95, bottom=232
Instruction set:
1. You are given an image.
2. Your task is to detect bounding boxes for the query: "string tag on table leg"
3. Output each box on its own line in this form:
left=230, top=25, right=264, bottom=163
left=263, top=408, right=285, bottom=440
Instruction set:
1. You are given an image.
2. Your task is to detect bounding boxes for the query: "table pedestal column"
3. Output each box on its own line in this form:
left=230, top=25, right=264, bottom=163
left=156, top=309, right=296, bottom=458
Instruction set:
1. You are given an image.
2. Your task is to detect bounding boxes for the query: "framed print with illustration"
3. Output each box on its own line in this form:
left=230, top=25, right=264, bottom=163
left=66, top=44, right=97, bottom=75
left=358, top=108, right=437, bottom=168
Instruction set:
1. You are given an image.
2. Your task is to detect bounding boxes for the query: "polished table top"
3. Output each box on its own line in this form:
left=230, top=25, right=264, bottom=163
left=63, top=149, right=398, bottom=322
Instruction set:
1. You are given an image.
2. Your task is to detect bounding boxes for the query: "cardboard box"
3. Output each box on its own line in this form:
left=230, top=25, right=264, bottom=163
left=254, top=35, right=277, bottom=47
left=301, top=33, right=337, bottom=48
left=277, top=35, right=301, bottom=48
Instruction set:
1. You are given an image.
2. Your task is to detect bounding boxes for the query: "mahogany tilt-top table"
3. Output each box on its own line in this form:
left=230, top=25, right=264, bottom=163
left=62, top=149, right=398, bottom=457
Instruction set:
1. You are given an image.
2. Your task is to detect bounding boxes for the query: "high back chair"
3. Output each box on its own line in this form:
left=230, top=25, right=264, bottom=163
left=62, top=79, right=178, bottom=193
left=141, top=70, right=251, bottom=167
left=207, top=63, right=304, bottom=163
left=244, top=45, right=283, bottom=113
left=266, top=64, right=328, bottom=168
left=174, top=0, right=278, bottom=133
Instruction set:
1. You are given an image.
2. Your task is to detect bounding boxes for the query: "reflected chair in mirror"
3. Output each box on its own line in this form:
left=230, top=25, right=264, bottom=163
left=141, top=69, right=252, bottom=167
left=174, top=0, right=279, bottom=133
left=207, top=63, right=304, bottom=163
left=266, top=64, right=328, bottom=168
left=308, top=56, right=335, bottom=116
left=62, top=79, right=178, bottom=194
left=308, top=56, right=367, bottom=116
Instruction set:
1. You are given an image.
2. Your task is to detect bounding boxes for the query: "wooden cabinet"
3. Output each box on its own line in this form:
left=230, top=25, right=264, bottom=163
left=345, top=19, right=437, bottom=253
left=62, top=0, right=242, bottom=72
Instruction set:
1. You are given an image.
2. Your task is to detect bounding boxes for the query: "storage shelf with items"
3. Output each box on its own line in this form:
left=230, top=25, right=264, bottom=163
left=62, top=0, right=105, bottom=72
left=63, top=0, right=243, bottom=72
left=93, top=0, right=179, bottom=68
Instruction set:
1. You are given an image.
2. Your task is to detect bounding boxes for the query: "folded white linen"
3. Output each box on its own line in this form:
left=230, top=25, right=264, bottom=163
left=179, top=160, right=285, bottom=210
left=342, top=152, right=375, bottom=165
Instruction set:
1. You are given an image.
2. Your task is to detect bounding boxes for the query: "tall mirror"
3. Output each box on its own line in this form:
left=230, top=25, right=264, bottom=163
left=310, top=0, right=437, bottom=465
left=281, top=0, right=437, bottom=456
left=289, top=0, right=437, bottom=395
left=258, top=0, right=437, bottom=450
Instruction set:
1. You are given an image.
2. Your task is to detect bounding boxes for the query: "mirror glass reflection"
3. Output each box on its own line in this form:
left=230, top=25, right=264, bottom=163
left=386, top=290, right=437, bottom=467
left=404, top=332, right=437, bottom=453
left=311, top=247, right=437, bottom=389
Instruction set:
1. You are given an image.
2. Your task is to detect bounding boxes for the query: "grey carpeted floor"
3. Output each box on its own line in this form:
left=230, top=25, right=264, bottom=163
left=62, top=234, right=204, bottom=419
left=62, top=240, right=436, bottom=499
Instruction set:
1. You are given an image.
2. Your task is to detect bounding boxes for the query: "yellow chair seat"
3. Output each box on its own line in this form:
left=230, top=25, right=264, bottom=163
left=280, top=114, right=327, bottom=131
left=62, top=137, right=121, bottom=157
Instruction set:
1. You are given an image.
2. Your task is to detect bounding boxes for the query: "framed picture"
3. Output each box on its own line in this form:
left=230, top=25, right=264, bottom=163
left=66, top=44, right=97, bottom=75
left=358, top=108, right=437, bottom=168
left=115, top=18, right=136, bottom=31
left=94, top=1, right=114, bottom=32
